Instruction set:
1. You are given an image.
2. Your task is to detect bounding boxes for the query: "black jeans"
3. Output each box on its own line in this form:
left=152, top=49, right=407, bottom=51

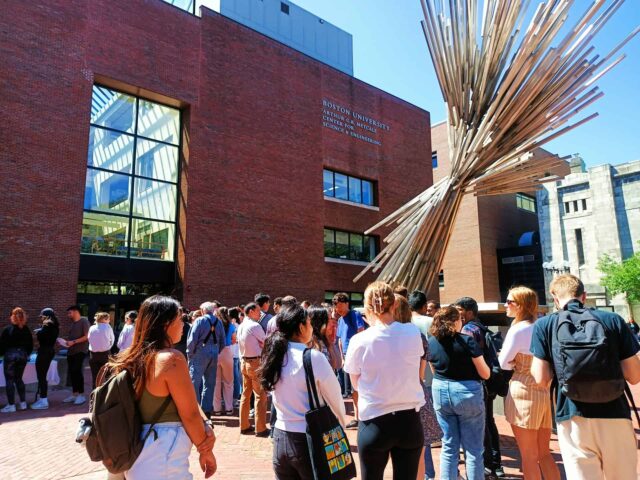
left=67, top=352, right=86, bottom=394
left=36, top=348, right=55, bottom=399
left=4, top=349, right=28, bottom=405
left=89, top=350, right=109, bottom=390
left=358, top=409, right=423, bottom=480
left=272, top=428, right=314, bottom=480
left=484, top=392, right=502, bottom=470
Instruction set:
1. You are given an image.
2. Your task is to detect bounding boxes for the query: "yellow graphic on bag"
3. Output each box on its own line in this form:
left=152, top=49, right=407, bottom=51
left=323, top=427, right=351, bottom=473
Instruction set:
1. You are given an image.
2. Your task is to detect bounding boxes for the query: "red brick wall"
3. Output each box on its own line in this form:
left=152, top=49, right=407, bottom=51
left=0, top=0, right=431, bottom=323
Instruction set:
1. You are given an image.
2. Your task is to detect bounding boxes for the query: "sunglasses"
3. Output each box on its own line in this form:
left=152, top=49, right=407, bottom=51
left=505, top=299, right=517, bottom=305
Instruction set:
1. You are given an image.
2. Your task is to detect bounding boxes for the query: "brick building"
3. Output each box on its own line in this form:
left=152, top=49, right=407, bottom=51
left=430, top=121, right=569, bottom=313
left=0, top=0, right=432, bottom=324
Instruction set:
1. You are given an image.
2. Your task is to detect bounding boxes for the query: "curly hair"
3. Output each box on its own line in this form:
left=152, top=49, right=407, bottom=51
left=430, top=305, right=461, bottom=340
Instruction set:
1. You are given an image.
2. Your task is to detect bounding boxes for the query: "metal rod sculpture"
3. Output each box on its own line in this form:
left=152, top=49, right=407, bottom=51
left=355, top=0, right=638, bottom=292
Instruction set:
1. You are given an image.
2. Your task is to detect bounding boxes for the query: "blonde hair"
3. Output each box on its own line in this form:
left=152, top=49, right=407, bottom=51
left=364, top=281, right=395, bottom=316
left=393, top=294, right=412, bottom=323
left=549, top=274, right=584, bottom=299
left=508, top=286, right=539, bottom=323
left=11, top=307, right=27, bottom=327
left=95, top=312, right=110, bottom=323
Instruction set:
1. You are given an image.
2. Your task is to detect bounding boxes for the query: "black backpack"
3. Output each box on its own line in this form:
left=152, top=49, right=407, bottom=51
left=551, top=307, right=626, bottom=403
left=83, top=369, right=170, bottom=473
left=482, top=327, right=512, bottom=397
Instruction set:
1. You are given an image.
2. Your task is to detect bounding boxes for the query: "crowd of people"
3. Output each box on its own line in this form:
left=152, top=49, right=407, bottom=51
left=1, top=273, right=639, bottom=479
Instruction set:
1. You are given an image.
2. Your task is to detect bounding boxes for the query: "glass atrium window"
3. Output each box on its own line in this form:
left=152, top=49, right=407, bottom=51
left=82, top=85, right=180, bottom=261
left=323, top=169, right=376, bottom=206
left=516, top=193, right=537, bottom=213
left=324, top=228, right=377, bottom=262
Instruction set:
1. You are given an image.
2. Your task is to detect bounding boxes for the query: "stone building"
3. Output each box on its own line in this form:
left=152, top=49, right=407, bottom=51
left=538, top=157, right=640, bottom=319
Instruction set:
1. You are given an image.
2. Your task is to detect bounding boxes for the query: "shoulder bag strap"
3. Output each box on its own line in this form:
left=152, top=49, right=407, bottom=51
left=303, top=348, right=321, bottom=411
left=142, top=395, right=173, bottom=443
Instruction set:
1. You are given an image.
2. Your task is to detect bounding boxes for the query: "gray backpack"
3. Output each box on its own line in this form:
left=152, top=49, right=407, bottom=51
left=84, top=369, right=170, bottom=473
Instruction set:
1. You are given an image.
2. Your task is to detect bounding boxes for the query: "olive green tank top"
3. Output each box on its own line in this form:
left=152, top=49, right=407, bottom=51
left=138, top=389, right=181, bottom=424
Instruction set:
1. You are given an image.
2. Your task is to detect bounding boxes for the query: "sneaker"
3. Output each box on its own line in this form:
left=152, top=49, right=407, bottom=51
left=346, top=419, right=358, bottom=429
left=249, top=408, right=255, bottom=419
left=212, top=411, right=223, bottom=416
left=234, top=399, right=240, bottom=408
left=0, top=404, right=16, bottom=413
left=63, top=395, right=77, bottom=403
left=225, top=410, right=234, bottom=416
left=73, top=395, right=86, bottom=405
left=494, top=467, right=505, bottom=478
left=17, top=401, right=27, bottom=410
left=30, top=398, right=49, bottom=410
left=240, top=427, right=255, bottom=435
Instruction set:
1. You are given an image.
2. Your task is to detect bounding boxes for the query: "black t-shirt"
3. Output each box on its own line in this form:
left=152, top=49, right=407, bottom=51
left=531, top=300, right=640, bottom=422
left=428, top=333, right=483, bottom=381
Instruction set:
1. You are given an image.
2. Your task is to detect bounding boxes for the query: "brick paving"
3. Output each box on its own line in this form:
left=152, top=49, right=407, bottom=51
left=1, top=367, right=639, bottom=479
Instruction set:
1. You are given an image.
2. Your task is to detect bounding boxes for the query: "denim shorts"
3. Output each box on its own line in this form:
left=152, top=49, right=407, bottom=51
left=126, top=422, right=192, bottom=480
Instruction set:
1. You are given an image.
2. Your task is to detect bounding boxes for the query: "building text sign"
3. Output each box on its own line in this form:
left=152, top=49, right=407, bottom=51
left=322, top=99, right=390, bottom=146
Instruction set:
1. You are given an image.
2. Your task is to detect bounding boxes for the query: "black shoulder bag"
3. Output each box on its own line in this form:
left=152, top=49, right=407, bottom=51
left=302, top=348, right=356, bottom=480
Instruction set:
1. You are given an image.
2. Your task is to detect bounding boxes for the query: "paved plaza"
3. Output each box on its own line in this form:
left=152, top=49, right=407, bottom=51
left=1, top=368, right=639, bottom=479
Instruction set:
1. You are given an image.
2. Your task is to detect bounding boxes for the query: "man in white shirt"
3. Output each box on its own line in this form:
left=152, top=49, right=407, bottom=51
left=237, top=302, right=268, bottom=436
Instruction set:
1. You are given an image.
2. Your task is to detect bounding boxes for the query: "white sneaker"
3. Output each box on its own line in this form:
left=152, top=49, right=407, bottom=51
left=73, top=395, right=86, bottom=405
left=17, top=401, right=27, bottom=410
left=0, top=404, right=16, bottom=413
left=63, top=395, right=77, bottom=403
left=30, top=398, right=49, bottom=410
left=249, top=408, right=255, bottom=419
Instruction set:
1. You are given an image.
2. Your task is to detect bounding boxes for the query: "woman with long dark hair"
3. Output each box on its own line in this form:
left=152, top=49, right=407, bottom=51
left=428, top=306, right=490, bottom=480
left=343, top=282, right=425, bottom=480
left=214, top=306, right=237, bottom=415
left=0, top=308, right=33, bottom=413
left=308, top=306, right=342, bottom=371
left=106, top=295, right=216, bottom=479
left=31, top=308, right=60, bottom=410
left=259, top=305, right=345, bottom=479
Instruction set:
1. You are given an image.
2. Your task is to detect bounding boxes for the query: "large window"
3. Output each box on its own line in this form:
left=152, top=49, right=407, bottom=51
left=323, top=169, right=375, bottom=206
left=516, top=193, right=537, bottom=213
left=82, top=85, right=180, bottom=261
left=324, top=228, right=377, bottom=262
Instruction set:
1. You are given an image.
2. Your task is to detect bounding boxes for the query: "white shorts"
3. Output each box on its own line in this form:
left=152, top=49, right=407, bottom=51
left=125, top=422, right=193, bottom=480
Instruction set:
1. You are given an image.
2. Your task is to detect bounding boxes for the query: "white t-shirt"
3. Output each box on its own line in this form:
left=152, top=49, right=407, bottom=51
left=88, top=322, right=115, bottom=353
left=344, top=321, right=425, bottom=421
left=117, top=323, right=135, bottom=351
left=498, top=320, right=534, bottom=370
left=272, top=342, right=346, bottom=433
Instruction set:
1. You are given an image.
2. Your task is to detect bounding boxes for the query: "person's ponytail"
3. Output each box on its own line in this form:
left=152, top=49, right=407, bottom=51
left=258, top=332, right=289, bottom=392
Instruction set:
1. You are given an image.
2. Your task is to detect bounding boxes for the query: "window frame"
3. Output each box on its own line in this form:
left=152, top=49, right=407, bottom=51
left=323, top=168, right=376, bottom=207
left=323, top=227, right=377, bottom=263
left=516, top=192, right=537, bottom=214
left=82, top=84, right=181, bottom=262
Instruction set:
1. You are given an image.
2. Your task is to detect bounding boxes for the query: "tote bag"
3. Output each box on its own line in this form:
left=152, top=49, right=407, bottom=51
left=303, top=348, right=356, bottom=480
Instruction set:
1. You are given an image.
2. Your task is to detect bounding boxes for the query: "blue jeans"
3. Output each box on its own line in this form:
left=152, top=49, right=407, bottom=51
left=432, top=378, right=485, bottom=480
left=233, top=357, right=242, bottom=399
left=188, top=346, right=219, bottom=413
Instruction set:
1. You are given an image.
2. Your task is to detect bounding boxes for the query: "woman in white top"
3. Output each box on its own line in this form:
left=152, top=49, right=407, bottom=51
left=344, top=281, right=425, bottom=480
left=88, top=312, right=115, bottom=390
left=258, top=304, right=345, bottom=479
left=498, top=286, right=559, bottom=480
left=116, top=310, right=136, bottom=352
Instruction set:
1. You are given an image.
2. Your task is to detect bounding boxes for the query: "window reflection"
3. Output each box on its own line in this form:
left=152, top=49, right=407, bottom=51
left=82, top=85, right=180, bottom=261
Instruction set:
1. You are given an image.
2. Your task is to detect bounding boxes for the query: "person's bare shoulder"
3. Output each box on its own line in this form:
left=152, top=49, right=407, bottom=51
left=155, top=349, right=187, bottom=375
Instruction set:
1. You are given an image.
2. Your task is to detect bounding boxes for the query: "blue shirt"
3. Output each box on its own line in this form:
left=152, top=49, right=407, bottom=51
left=225, top=322, right=237, bottom=347
left=530, top=300, right=639, bottom=422
left=337, top=310, right=365, bottom=354
left=186, top=313, right=226, bottom=356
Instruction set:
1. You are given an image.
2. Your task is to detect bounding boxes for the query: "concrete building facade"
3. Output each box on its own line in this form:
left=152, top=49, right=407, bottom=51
left=538, top=158, right=640, bottom=319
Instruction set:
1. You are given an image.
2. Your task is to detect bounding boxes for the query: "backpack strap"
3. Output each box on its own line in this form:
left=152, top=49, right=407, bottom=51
left=142, top=395, right=173, bottom=443
left=303, top=348, right=321, bottom=411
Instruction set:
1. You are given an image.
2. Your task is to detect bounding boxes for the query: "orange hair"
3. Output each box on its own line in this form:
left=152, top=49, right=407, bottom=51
left=11, top=307, right=27, bottom=327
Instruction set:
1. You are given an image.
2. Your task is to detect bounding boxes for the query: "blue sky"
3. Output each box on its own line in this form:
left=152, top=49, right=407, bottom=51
left=295, top=0, right=640, bottom=167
